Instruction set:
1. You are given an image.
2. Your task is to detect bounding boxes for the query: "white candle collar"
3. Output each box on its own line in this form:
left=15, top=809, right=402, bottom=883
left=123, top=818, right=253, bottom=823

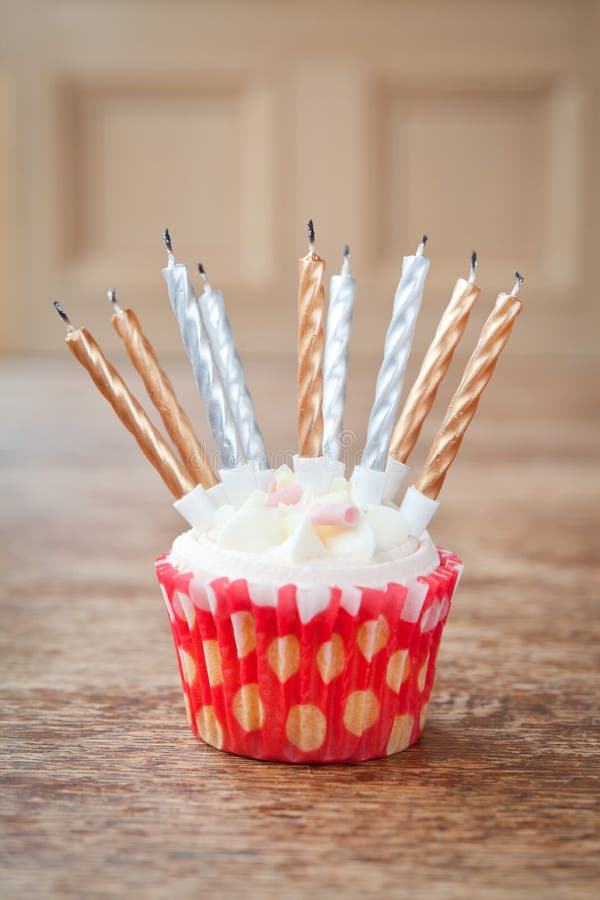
left=173, top=483, right=217, bottom=531
left=219, top=463, right=261, bottom=507
left=350, top=465, right=386, bottom=507
left=293, top=455, right=345, bottom=494
left=398, top=485, right=440, bottom=537
left=382, top=457, right=411, bottom=504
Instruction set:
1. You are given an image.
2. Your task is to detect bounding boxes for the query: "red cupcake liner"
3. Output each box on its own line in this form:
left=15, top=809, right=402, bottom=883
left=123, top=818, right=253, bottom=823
left=155, top=548, right=462, bottom=763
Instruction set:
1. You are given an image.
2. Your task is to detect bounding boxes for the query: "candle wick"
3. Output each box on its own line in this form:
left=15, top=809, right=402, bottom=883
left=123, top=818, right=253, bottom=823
left=162, top=228, right=175, bottom=266
left=107, top=289, right=123, bottom=314
left=468, top=250, right=478, bottom=284
left=416, top=234, right=429, bottom=257
left=197, top=262, right=211, bottom=293
left=53, top=300, right=75, bottom=333
left=510, top=271, right=524, bottom=297
left=341, top=244, right=350, bottom=275
left=307, top=218, right=315, bottom=252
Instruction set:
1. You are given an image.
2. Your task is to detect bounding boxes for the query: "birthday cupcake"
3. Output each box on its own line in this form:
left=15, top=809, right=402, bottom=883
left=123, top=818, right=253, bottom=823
left=156, top=465, right=463, bottom=762
left=54, top=220, right=522, bottom=763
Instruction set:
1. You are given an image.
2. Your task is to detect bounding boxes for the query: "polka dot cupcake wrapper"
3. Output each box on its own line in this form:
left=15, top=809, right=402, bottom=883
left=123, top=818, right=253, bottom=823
left=155, top=549, right=463, bottom=763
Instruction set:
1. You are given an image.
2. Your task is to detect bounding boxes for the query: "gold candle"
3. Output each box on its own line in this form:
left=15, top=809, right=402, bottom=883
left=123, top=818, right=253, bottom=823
left=416, top=275, right=523, bottom=500
left=54, top=302, right=195, bottom=499
left=297, top=219, right=326, bottom=457
left=390, top=253, right=481, bottom=463
left=109, top=291, right=217, bottom=488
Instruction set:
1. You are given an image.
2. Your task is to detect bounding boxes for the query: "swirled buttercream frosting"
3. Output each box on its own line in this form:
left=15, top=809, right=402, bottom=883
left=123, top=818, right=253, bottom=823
left=168, top=466, right=439, bottom=587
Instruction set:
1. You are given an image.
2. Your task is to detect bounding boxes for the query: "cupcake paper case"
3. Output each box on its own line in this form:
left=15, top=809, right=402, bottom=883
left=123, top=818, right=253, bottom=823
left=156, top=547, right=462, bottom=763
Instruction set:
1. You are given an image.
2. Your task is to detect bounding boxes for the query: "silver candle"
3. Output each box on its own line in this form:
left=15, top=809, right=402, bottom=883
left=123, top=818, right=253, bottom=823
left=361, top=237, right=430, bottom=471
left=162, top=231, right=244, bottom=470
left=197, top=264, right=267, bottom=468
left=322, top=246, right=356, bottom=461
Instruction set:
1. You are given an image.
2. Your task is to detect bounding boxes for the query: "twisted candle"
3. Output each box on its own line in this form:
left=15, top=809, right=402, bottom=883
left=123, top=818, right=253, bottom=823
left=362, top=237, right=430, bottom=471
left=322, top=246, right=356, bottom=461
left=109, top=293, right=218, bottom=487
left=297, top=220, right=326, bottom=457
left=416, top=275, right=523, bottom=499
left=197, top=265, right=267, bottom=468
left=162, top=232, right=244, bottom=470
left=389, top=253, right=481, bottom=463
left=53, top=302, right=194, bottom=499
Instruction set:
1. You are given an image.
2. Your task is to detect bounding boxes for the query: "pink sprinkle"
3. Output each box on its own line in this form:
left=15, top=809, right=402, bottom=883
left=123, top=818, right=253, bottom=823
left=266, top=481, right=303, bottom=507
left=310, top=504, right=360, bottom=528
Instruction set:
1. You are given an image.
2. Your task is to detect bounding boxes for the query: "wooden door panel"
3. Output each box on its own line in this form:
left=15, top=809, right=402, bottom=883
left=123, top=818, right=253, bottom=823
left=0, top=0, right=596, bottom=355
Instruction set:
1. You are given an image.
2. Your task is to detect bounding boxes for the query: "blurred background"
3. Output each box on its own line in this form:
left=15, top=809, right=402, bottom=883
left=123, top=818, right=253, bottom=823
left=1, top=0, right=599, bottom=363
left=0, top=0, right=599, bottom=498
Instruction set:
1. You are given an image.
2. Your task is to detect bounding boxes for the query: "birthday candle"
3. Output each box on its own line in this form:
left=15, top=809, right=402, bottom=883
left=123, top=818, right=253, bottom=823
left=109, top=290, right=218, bottom=487
left=53, top=302, right=194, bottom=499
left=361, top=236, right=430, bottom=471
left=161, top=230, right=245, bottom=470
left=197, top=265, right=267, bottom=468
left=389, top=252, right=480, bottom=464
left=297, top=219, right=326, bottom=458
left=416, top=273, right=524, bottom=500
left=322, top=245, right=356, bottom=462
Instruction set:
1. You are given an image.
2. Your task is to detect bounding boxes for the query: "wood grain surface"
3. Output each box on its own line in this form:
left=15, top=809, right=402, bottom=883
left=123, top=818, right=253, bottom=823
left=1, top=353, right=599, bottom=899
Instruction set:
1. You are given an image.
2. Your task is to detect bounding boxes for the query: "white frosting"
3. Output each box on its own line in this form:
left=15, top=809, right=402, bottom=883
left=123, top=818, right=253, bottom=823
left=168, top=526, right=439, bottom=588
left=167, top=465, right=439, bottom=587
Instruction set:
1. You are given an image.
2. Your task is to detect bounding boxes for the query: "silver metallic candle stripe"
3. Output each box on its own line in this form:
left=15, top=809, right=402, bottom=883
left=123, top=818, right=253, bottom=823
left=199, top=282, right=267, bottom=467
left=322, top=253, right=356, bottom=461
left=361, top=252, right=430, bottom=471
left=162, top=262, right=245, bottom=469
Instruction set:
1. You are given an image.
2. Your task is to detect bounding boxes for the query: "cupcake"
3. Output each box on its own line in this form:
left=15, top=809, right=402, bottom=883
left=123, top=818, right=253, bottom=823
left=156, top=465, right=462, bottom=763
left=54, top=223, right=521, bottom=765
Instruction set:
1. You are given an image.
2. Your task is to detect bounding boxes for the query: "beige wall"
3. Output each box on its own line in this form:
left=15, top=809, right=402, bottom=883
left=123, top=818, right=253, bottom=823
left=0, top=0, right=598, bottom=357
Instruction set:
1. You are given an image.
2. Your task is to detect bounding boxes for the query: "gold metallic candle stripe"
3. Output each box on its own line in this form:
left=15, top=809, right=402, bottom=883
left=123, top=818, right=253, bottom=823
left=390, top=278, right=481, bottom=463
left=416, top=291, right=522, bottom=500
left=297, top=250, right=326, bottom=457
left=112, top=308, right=218, bottom=488
left=66, top=328, right=195, bottom=499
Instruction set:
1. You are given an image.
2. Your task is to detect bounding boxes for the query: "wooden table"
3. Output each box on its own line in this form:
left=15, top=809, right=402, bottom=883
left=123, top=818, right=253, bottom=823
left=1, top=354, right=598, bottom=899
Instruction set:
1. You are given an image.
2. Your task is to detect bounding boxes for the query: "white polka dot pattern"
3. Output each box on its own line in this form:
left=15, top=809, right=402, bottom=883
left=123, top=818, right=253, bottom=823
left=230, top=611, right=257, bottom=658
left=418, top=655, right=429, bottom=692
left=357, top=616, right=389, bottom=662
left=176, top=591, right=196, bottom=628
left=202, top=640, right=223, bottom=686
left=267, top=635, right=300, bottom=682
left=386, top=650, right=411, bottom=693
left=386, top=714, right=414, bottom=755
left=233, top=684, right=265, bottom=732
left=316, top=635, right=345, bottom=684
left=343, top=691, right=380, bottom=736
left=155, top=547, right=463, bottom=762
left=195, top=706, right=223, bottom=749
left=178, top=648, right=197, bottom=686
left=286, top=705, right=327, bottom=752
